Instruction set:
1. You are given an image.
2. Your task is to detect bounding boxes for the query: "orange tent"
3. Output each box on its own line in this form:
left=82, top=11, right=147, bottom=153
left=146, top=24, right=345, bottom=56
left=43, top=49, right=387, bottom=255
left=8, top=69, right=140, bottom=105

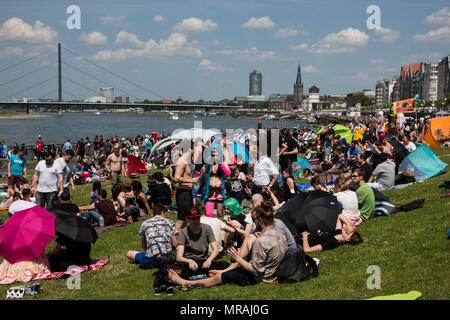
left=419, top=116, right=450, bottom=146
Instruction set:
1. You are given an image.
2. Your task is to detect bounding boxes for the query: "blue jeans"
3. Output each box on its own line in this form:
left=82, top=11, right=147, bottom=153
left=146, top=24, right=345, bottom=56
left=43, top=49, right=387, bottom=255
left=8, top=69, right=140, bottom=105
left=85, top=209, right=101, bottom=224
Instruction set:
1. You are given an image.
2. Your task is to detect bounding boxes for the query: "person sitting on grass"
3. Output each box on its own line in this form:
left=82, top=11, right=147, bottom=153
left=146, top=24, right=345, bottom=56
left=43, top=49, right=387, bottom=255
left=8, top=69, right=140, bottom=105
left=167, top=202, right=287, bottom=288
left=310, top=176, right=329, bottom=192
left=224, top=197, right=252, bottom=248
left=175, top=207, right=229, bottom=278
left=117, top=192, right=140, bottom=224
left=351, top=167, right=375, bottom=222
left=47, top=232, right=92, bottom=272
left=197, top=202, right=235, bottom=259
left=79, top=189, right=117, bottom=226
left=52, top=191, right=80, bottom=215
left=126, top=204, right=177, bottom=265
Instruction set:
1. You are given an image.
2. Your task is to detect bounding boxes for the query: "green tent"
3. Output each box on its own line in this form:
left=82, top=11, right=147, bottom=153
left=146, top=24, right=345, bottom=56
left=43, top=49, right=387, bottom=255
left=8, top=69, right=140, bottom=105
left=317, top=124, right=353, bottom=144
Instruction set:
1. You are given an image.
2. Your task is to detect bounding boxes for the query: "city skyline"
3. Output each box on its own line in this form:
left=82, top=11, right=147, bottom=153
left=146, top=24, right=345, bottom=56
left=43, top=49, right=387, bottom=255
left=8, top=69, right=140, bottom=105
left=0, top=0, right=449, bottom=101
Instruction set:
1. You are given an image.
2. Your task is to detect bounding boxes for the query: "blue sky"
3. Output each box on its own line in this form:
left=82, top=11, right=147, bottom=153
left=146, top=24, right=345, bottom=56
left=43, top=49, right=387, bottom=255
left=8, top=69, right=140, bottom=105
left=0, top=0, right=448, bottom=101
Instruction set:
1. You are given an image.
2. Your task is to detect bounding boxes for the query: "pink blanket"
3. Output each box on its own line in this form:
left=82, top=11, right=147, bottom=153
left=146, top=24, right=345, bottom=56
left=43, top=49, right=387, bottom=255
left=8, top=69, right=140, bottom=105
left=0, top=258, right=110, bottom=285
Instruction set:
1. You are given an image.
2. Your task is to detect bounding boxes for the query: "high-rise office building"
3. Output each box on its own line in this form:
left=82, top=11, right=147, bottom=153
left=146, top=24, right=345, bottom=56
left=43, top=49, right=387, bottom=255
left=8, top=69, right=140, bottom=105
left=249, top=70, right=262, bottom=96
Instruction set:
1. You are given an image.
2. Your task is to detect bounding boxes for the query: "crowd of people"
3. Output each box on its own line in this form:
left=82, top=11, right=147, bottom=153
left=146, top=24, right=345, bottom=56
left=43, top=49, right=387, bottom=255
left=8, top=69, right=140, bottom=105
left=0, top=110, right=439, bottom=294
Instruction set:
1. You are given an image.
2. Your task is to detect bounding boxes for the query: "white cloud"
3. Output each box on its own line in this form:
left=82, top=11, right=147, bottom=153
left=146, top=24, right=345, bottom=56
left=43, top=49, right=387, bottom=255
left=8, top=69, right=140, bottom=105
left=0, top=46, right=24, bottom=58
left=173, top=18, right=218, bottom=34
left=291, top=43, right=309, bottom=51
left=412, top=26, right=450, bottom=43
left=114, top=31, right=145, bottom=48
left=291, top=27, right=368, bottom=54
left=198, top=59, right=233, bottom=72
left=275, top=27, right=299, bottom=38
left=424, top=7, right=450, bottom=26
left=98, top=16, right=127, bottom=27
left=92, top=33, right=202, bottom=61
left=242, top=16, right=274, bottom=29
left=322, top=27, right=369, bottom=46
left=374, top=27, right=400, bottom=42
left=79, top=32, right=108, bottom=45
left=153, top=16, right=167, bottom=23
left=0, top=17, right=58, bottom=43
left=216, top=47, right=279, bottom=60
left=302, top=65, right=319, bottom=73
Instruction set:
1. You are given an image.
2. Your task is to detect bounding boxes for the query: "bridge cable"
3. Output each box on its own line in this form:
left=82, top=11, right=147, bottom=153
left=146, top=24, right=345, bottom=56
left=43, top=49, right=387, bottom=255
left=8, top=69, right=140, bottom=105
left=61, top=45, right=166, bottom=100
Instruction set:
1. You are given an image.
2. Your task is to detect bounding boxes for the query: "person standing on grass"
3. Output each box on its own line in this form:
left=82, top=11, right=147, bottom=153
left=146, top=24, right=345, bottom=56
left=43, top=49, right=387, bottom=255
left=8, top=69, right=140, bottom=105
left=31, top=150, right=63, bottom=211
left=126, top=204, right=178, bottom=264
left=7, top=147, right=27, bottom=194
left=174, top=141, right=199, bottom=232
left=55, top=149, right=76, bottom=195
left=105, top=144, right=124, bottom=186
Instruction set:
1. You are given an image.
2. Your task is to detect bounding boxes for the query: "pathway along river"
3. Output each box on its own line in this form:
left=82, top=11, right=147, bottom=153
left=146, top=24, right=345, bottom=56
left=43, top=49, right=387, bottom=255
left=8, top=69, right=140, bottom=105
left=0, top=112, right=302, bottom=146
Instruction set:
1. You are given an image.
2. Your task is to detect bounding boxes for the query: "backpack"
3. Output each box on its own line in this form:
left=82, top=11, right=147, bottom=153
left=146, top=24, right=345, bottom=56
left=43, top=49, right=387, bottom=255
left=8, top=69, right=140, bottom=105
left=276, top=247, right=318, bottom=283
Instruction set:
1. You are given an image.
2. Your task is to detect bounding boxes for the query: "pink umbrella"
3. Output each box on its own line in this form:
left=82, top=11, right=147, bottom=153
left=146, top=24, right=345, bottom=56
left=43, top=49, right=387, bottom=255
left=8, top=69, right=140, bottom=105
left=0, top=206, right=55, bottom=264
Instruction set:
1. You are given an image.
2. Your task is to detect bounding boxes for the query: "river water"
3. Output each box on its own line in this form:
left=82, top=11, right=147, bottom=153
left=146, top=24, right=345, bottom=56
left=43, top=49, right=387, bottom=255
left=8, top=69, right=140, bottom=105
left=0, top=112, right=301, bottom=146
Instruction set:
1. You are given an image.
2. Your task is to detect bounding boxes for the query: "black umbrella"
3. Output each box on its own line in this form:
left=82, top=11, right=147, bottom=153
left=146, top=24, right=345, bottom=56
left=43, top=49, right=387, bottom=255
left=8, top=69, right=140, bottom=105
left=277, top=190, right=341, bottom=234
left=50, top=209, right=98, bottom=243
left=303, top=204, right=340, bottom=234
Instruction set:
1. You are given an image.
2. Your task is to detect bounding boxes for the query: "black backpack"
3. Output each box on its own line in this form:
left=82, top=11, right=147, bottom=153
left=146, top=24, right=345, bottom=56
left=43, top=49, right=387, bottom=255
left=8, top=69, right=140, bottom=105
left=276, top=247, right=318, bottom=283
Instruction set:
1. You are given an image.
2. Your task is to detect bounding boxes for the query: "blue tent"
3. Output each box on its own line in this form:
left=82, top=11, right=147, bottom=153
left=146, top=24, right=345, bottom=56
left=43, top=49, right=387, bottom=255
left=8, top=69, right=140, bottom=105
left=277, top=157, right=312, bottom=183
left=398, top=145, right=448, bottom=182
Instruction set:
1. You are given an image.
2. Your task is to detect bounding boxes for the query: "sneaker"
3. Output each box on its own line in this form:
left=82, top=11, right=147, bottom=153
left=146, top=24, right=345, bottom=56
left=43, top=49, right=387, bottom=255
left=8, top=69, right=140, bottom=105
left=166, top=286, right=176, bottom=296
left=154, top=285, right=168, bottom=296
left=313, top=258, right=324, bottom=268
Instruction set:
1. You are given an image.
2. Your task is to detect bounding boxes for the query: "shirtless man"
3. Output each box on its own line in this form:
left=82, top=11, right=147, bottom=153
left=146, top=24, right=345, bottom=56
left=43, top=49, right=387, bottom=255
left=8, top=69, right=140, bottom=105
left=106, top=144, right=124, bottom=185
left=174, top=140, right=199, bottom=232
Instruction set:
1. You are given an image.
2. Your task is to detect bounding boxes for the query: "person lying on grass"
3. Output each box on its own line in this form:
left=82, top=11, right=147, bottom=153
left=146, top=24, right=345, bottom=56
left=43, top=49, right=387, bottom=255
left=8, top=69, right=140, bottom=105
left=301, top=218, right=363, bottom=253
left=167, top=202, right=287, bottom=288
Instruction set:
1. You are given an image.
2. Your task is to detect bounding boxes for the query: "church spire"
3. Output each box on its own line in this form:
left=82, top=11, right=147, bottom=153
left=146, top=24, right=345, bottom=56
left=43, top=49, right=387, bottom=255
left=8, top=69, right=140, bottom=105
left=295, top=64, right=302, bottom=87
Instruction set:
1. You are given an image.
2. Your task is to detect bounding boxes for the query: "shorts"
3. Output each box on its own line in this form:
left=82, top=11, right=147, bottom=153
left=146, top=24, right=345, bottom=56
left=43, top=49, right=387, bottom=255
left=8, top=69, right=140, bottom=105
left=176, top=188, right=193, bottom=220
left=8, top=175, right=25, bottom=187
left=221, top=267, right=258, bottom=286
left=134, top=252, right=161, bottom=265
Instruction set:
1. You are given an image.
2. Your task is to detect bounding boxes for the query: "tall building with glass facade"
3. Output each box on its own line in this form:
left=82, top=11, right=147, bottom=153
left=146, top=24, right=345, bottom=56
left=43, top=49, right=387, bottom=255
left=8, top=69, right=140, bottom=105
left=249, top=70, right=262, bottom=96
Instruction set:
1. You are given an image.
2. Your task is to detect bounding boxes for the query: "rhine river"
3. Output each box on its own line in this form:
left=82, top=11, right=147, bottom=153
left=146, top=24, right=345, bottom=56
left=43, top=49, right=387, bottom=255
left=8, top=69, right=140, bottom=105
left=0, top=112, right=301, bottom=145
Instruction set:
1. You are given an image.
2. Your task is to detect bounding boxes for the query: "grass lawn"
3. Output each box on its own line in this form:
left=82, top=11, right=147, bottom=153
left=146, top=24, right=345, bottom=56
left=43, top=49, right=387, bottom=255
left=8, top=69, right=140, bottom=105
left=0, top=147, right=449, bottom=300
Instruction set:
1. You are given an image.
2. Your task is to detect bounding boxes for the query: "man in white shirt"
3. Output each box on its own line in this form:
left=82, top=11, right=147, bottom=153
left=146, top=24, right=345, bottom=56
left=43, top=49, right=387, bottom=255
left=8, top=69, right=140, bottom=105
left=31, top=150, right=63, bottom=210
left=55, top=149, right=76, bottom=194
left=252, top=155, right=280, bottom=193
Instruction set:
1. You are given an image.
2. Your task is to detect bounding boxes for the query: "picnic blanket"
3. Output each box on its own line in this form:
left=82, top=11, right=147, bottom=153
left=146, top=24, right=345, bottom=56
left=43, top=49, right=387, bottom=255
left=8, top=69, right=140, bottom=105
left=0, top=257, right=110, bottom=285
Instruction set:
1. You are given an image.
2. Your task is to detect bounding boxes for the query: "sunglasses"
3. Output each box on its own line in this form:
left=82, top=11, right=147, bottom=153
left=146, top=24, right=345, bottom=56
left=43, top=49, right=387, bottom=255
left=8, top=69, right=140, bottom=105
left=351, top=175, right=360, bottom=178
